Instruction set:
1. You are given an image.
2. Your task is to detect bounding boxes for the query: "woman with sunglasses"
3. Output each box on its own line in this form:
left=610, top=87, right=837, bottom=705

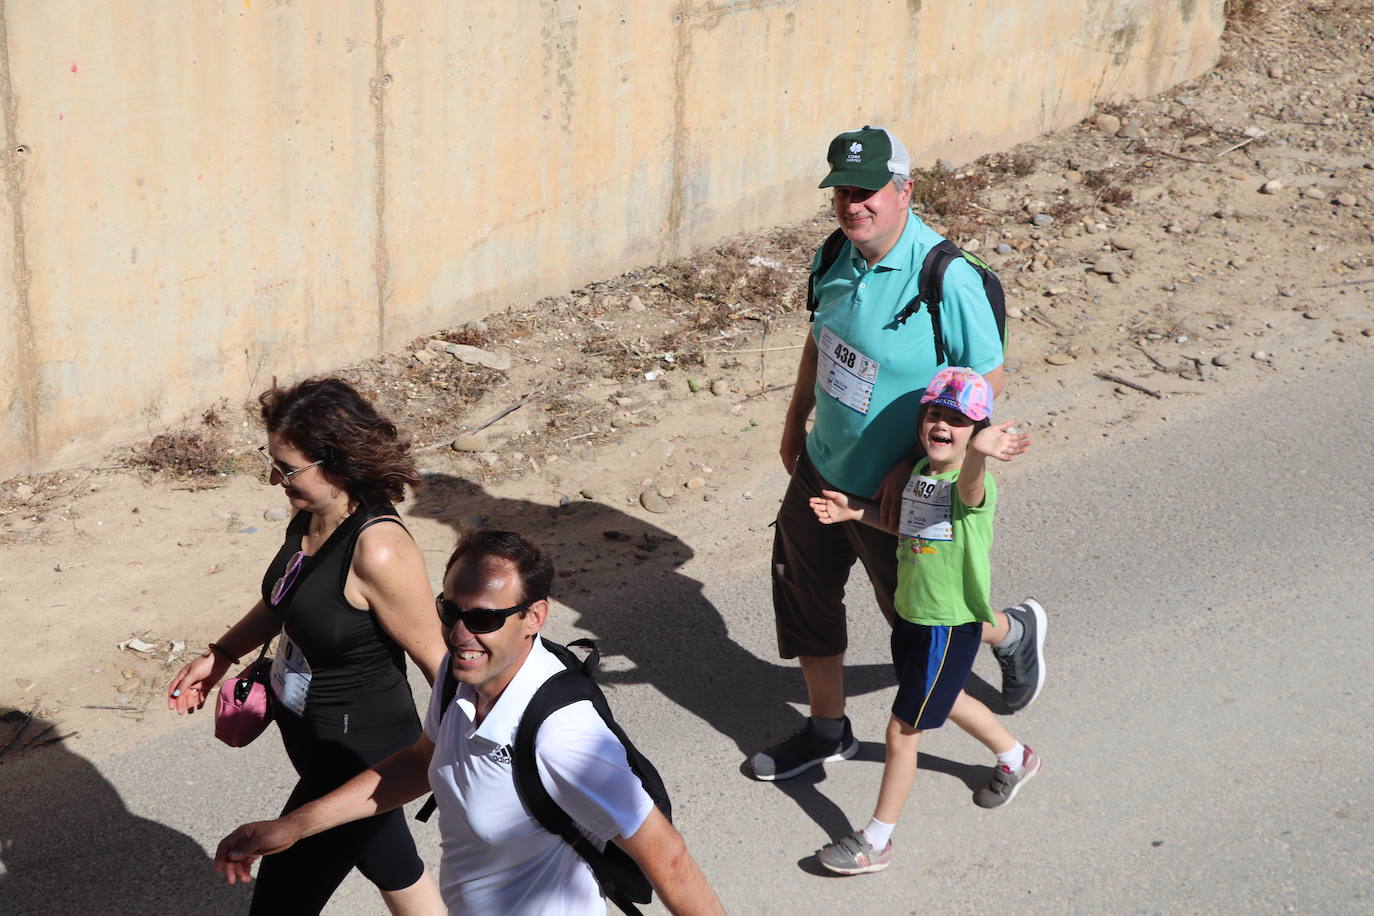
left=167, top=377, right=446, bottom=916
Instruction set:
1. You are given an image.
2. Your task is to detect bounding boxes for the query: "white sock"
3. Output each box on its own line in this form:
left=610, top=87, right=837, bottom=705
left=862, top=817, right=895, bottom=850
left=996, top=742, right=1025, bottom=772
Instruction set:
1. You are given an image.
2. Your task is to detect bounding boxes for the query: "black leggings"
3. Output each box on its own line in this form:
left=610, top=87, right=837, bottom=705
left=249, top=718, right=425, bottom=915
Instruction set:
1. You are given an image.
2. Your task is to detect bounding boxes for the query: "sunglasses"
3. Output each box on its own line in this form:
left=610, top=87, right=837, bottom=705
left=435, top=593, right=533, bottom=634
left=270, top=550, right=306, bottom=606
left=257, top=445, right=323, bottom=483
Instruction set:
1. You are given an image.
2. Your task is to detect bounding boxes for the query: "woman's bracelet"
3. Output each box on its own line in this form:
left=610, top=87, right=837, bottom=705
left=207, top=642, right=240, bottom=666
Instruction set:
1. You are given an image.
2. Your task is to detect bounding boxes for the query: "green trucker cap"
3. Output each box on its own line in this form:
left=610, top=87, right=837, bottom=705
left=818, top=125, right=911, bottom=190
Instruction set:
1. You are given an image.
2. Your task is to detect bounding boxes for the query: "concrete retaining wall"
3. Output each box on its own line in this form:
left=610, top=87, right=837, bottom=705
left=0, top=0, right=1225, bottom=476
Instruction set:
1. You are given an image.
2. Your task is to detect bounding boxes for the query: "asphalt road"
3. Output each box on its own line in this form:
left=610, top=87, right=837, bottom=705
left=3, top=351, right=1370, bottom=915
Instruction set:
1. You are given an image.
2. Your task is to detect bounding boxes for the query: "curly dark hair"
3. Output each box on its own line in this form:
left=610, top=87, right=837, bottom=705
left=443, top=528, right=555, bottom=603
left=259, top=377, right=420, bottom=506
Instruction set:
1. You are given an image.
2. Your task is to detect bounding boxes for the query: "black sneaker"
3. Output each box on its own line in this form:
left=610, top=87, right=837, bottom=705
left=747, top=717, right=858, bottom=781
left=994, top=598, right=1046, bottom=711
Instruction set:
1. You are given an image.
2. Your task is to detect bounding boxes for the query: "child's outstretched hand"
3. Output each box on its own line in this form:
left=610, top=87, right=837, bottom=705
left=810, top=489, right=862, bottom=525
left=971, top=420, right=1032, bottom=462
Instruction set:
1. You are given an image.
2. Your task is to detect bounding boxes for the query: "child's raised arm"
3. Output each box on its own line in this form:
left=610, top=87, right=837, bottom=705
left=960, top=421, right=1032, bottom=507
left=809, top=489, right=896, bottom=534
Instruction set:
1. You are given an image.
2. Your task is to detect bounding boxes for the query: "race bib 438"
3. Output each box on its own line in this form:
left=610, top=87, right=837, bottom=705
left=817, top=327, right=879, bottom=415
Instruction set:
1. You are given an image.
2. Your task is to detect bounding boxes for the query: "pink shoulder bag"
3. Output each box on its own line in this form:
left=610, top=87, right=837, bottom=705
left=214, top=640, right=275, bottom=747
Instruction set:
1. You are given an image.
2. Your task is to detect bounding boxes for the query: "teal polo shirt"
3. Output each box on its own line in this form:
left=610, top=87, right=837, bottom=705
left=806, top=213, right=1004, bottom=497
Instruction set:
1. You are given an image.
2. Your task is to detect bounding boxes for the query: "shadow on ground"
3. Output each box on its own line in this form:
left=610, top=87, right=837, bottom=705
left=410, top=475, right=896, bottom=785
left=0, top=708, right=246, bottom=916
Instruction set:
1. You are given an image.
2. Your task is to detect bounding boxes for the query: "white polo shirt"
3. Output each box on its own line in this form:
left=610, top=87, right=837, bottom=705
left=423, top=639, right=655, bottom=915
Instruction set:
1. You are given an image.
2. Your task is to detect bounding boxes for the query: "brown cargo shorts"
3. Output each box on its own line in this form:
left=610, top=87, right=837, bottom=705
left=771, top=450, right=898, bottom=659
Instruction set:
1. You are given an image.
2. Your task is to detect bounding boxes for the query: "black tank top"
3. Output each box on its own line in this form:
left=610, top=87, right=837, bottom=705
left=261, top=504, right=419, bottom=748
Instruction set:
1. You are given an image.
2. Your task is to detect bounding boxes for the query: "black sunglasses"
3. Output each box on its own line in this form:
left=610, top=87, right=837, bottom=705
left=435, top=594, right=533, bottom=634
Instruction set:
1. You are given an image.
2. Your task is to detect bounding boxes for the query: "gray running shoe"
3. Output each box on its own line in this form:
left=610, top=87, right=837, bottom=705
left=747, top=717, right=858, bottom=781
left=974, top=745, right=1042, bottom=809
left=994, top=598, right=1047, bottom=711
left=816, top=830, right=892, bottom=875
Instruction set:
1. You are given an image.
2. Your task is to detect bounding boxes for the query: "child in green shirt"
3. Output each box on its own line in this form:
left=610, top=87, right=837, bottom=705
left=807, top=367, right=1041, bottom=875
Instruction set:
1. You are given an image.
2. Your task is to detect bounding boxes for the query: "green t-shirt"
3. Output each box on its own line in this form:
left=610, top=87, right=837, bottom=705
left=894, top=459, right=997, bottom=626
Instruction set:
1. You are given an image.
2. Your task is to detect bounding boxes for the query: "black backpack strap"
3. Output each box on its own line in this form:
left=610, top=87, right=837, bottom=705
left=895, top=239, right=964, bottom=366
left=807, top=228, right=849, bottom=318
left=559, top=640, right=671, bottom=824
left=513, top=642, right=656, bottom=913
left=414, top=659, right=460, bottom=824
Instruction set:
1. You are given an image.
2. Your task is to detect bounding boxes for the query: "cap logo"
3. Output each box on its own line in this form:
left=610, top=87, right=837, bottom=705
left=845, top=140, right=863, bottom=163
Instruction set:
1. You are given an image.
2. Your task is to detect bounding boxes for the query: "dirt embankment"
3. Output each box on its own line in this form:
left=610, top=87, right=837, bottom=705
left=1, top=3, right=1371, bottom=763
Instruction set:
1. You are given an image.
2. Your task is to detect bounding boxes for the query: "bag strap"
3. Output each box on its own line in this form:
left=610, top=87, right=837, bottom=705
left=806, top=228, right=849, bottom=318
left=415, top=660, right=460, bottom=824
left=894, top=239, right=964, bottom=366
left=512, top=640, right=654, bottom=913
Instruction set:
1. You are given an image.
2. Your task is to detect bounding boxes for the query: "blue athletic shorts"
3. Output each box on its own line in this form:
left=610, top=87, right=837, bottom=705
left=890, top=619, right=983, bottom=729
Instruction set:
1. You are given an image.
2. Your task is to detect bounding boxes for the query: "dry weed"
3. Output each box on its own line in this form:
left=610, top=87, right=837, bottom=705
left=1100, top=186, right=1134, bottom=205
left=909, top=161, right=991, bottom=218
left=129, top=399, right=240, bottom=477
left=1225, top=0, right=1265, bottom=29
left=978, top=151, right=1038, bottom=177
left=134, top=429, right=236, bottom=477
left=437, top=327, right=487, bottom=348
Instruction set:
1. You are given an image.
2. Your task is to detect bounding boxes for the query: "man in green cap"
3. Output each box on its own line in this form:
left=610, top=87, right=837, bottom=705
left=748, top=126, right=1047, bottom=782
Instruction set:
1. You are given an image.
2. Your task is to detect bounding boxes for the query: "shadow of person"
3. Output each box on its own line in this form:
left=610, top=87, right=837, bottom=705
left=409, top=472, right=895, bottom=766
left=961, top=671, right=1009, bottom=715
left=0, top=708, right=245, bottom=916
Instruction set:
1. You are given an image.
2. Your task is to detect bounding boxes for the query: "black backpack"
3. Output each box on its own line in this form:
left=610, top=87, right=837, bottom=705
left=416, top=637, right=671, bottom=916
left=807, top=228, right=1008, bottom=366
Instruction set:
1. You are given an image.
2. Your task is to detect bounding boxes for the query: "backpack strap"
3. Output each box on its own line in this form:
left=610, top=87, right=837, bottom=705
left=806, top=228, right=849, bottom=319
left=414, top=639, right=590, bottom=824
left=414, top=660, right=460, bottom=824
left=512, top=639, right=656, bottom=914
left=895, top=239, right=965, bottom=366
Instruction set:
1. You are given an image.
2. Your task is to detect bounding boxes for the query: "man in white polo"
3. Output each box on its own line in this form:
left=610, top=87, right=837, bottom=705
left=216, top=528, right=724, bottom=916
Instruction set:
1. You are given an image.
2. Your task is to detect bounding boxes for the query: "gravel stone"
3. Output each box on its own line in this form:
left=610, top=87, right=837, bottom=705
left=450, top=435, right=490, bottom=452
left=1094, top=113, right=1121, bottom=135
left=444, top=343, right=512, bottom=371
left=1091, top=255, right=1124, bottom=276
left=639, top=490, right=670, bottom=514
left=1116, top=120, right=1143, bottom=139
